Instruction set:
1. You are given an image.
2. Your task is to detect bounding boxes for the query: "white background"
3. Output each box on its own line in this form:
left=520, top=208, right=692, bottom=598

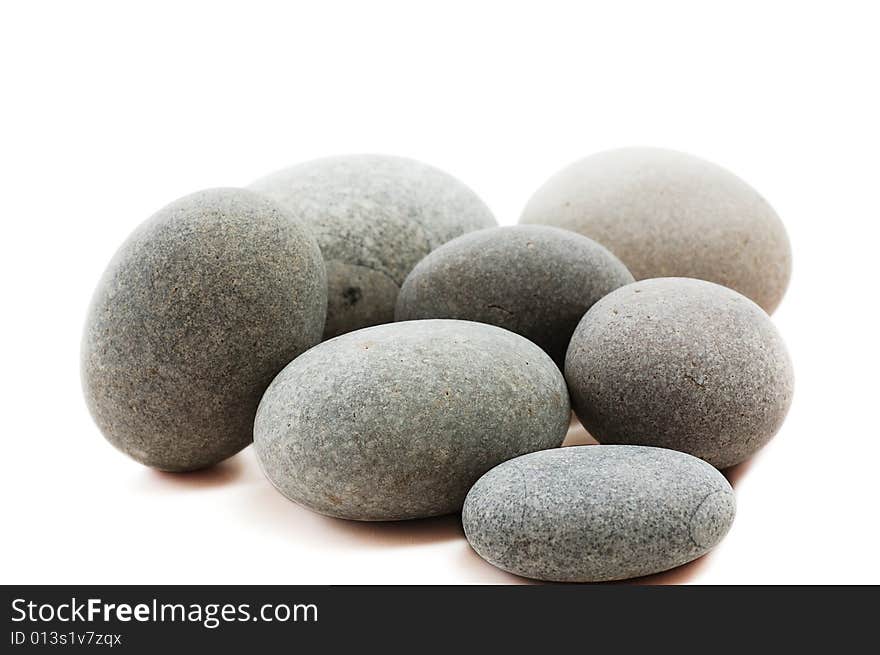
left=1, top=1, right=878, bottom=584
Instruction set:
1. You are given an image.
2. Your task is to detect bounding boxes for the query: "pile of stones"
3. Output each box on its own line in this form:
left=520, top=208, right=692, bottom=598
left=82, top=148, right=793, bottom=582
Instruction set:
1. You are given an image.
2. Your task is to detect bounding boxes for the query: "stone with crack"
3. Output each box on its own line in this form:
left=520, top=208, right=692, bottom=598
left=82, top=188, right=327, bottom=471
left=254, top=319, right=570, bottom=520
left=462, top=445, right=736, bottom=582
left=565, top=277, right=794, bottom=469
left=250, top=154, right=496, bottom=339
left=395, top=225, right=634, bottom=367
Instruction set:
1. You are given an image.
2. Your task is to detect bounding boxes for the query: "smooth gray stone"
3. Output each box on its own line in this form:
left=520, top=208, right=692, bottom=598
left=463, top=445, right=736, bottom=582
left=254, top=319, right=570, bottom=521
left=250, top=155, right=496, bottom=339
left=395, top=225, right=633, bottom=366
left=565, top=278, right=794, bottom=469
left=82, top=188, right=327, bottom=472
left=521, top=147, right=792, bottom=313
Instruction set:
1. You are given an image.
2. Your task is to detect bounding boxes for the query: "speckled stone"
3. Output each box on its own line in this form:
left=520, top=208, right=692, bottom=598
left=565, top=278, right=794, bottom=469
left=254, top=319, right=570, bottom=521
left=395, top=225, right=633, bottom=366
left=250, top=155, right=496, bottom=339
left=82, top=188, right=327, bottom=472
left=463, top=445, right=736, bottom=582
left=521, top=147, right=792, bottom=313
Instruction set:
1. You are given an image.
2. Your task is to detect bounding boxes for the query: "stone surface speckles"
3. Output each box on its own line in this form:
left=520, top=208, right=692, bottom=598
left=565, top=277, right=794, bottom=469
left=81, top=188, right=327, bottom=472
left=395, top=225, right=633, bottom=366
left=520, top=147, right=792, bottom=313
left=462, top=445, right=736, bottom=582
left=254, top=319, right=570, bottom=521
left=251, top=155, right=496, bottom=339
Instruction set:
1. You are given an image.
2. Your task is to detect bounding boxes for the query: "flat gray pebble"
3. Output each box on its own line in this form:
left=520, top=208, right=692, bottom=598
left=254, top=319, right=570, bottom=521
left=463, top=445, right=736, bottom=582
left=251, top=155, right=496, bottom=339
left=395, top=225, right=634, bottom=366
left=565, top=277, right=794, bottom=469
left=521, top=147, right=792, bottom=313
left=82, top=188, right=327, bottom=471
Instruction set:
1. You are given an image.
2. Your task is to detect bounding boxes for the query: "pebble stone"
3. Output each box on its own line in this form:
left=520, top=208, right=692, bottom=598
left=520, top=147, right=792, bottom=313
left=395, top=225, right=634, bottom=366
left=82, top=188, right=327, bottom=472
left=565, top=277, right=794, bottom=469
left=462, top=445, right=736, bottom=582
left=250, top=154, right=496, bottom=339
left=254, top=319, right=570, bottom=521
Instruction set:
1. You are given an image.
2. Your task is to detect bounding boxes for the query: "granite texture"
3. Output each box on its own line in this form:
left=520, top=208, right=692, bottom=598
left=521, top=147, right=792, bottom=313
left=565, top=278, right=794, bottom=469
left=82, top=188, right=327, bottom=472
left=462, top=445, right=736, bottom=582
left=250, top=155, right=496, bottom=339
left=395, top=225, right=633, bottom=366
left=254, top=319, right=570, bottom=521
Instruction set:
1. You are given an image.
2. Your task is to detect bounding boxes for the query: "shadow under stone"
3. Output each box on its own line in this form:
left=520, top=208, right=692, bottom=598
left=138, top=450, right=247, bottom=490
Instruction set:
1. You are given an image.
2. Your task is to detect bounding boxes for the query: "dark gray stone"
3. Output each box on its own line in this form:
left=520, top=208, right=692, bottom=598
left=82, top=188, right=327, bottom=472
left=254, top=319, right=570, bottom=521
left=463, top=445, right=736, bottom=582
left=250, top=155, right=496, bottom=339
left=521, top=147, right=792, bottom=313
left=395, top=225, right=633, bottom=366
left=565, top=278, right=794, bottom=469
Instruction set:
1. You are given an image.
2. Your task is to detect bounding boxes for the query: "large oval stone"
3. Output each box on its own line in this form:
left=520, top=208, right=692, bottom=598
left=521, top=147, right=792, bottom=313
left=254, top=319, right=570, bottom=520
left=395, top=225, right=633, bottom=366
left=82, top=188, right=327, bottom=471
left=463, top=445, right=736, bottom=582
left=251, top=155, right=496, bottom=339
left=565, top=277, right=794, bottom=469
